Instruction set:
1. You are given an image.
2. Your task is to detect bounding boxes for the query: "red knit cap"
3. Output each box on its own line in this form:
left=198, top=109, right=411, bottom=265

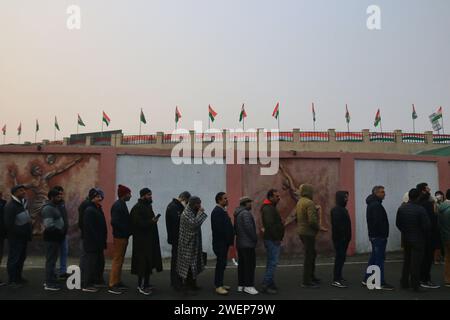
left=117, top=184, right=131, bottom=198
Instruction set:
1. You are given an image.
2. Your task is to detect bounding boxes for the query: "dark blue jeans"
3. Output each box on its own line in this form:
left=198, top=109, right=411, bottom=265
left=262, top=240, right=281, bottom=287
left=364, top=238, right=387, bottom=285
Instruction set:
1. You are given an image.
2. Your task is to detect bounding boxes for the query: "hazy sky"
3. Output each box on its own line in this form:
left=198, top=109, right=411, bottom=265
left=1, top=0, right=449, bottom=143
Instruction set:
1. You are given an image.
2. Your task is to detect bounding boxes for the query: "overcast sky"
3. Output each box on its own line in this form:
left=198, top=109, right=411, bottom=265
left=0, top=0, right=449, bottom=143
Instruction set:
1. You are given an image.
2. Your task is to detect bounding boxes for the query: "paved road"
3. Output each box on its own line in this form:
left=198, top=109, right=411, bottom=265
left=0, top=257, right=449, bottom=300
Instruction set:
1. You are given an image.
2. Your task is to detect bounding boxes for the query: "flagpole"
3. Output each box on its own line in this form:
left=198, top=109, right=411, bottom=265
left=442, top=115, right=445, bottom=134
left=243, top=116, right=245, bottom=131
left=54, top=126, right=56, bottom=141
left=347, top=122, right=350, bottom=133
left=413, top=118, right=415, bottom=134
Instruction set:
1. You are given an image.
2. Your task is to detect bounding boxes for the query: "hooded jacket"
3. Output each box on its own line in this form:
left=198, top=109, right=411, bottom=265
left=0, top=199, right=7, bottom=239
left=296, top=184, right=319, bottom=237
left=234, top=206, right=257, bottom=249
left=366, top=194, right=389, bottom=239
left=331, top=191, right=352, bottom=243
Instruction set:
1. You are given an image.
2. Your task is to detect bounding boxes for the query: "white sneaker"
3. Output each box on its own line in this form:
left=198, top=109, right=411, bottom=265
left=237, top=286, right=244, bottom=292
left=243, top=287, right=259, bottom=295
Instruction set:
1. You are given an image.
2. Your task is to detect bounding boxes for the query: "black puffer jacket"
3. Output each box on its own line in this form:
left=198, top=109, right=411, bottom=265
left=396, top=201, right=431, bottom=243
left=331, top=191, right=352, bottom=243
left=366, top=194, right=389, bottom=239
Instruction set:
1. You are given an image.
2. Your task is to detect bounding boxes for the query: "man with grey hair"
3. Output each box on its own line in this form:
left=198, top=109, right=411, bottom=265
left=363, top=185, right=394, bottom=290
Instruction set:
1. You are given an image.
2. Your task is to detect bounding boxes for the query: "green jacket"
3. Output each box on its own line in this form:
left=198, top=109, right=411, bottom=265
left=296, top=184, right=319, bottom=237
left=261, top=200, right=285, bottom=242
left=438, top=201, right=450, bottom=242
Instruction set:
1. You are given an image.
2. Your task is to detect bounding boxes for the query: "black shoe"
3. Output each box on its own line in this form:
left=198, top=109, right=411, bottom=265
left=18, top=278, right=29, bottom=285
left=0, top=280, right=6, bottom=287
left=312, top=278, right=321, bottom=284
left=108, top=286, right=123, bottom=295
left=420, top=281, right=440, bottom=289
left=331, top=281, right=348, bottom=289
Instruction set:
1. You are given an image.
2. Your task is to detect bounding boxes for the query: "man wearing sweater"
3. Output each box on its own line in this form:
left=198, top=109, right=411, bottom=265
left=261, top=189, right=284, bottom=294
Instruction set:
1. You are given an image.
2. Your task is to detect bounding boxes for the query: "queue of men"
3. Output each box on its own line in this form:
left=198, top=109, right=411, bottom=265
left=0, top=181, right=450, bottom=296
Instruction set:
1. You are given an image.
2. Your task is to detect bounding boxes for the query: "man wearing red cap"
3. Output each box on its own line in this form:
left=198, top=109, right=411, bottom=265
left=108, top=184, right=132, bottom=295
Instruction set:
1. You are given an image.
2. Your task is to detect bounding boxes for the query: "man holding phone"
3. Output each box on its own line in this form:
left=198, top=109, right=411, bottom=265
left=130, top=188, right=163, bottom=296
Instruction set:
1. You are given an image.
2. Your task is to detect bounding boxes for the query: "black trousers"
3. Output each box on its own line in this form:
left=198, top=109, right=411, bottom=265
left=45, top=241, right=61, bottom=285
left=237, top=248, right=256, bottom=287
left=333, top=240, right=349, bottom=282
left=420, top=239, right=434, bottom=282
left=402, top=241, right=425, bottom=289
left=0, top=238, right=4, bottom=267
left=83, top=250, right=105, bottom=287
left=213, top=244, right=229, bottom=288
left=300, top=235, right=317, bottom=285
left=7, top=239, right=28, bottom=283
left=170, top=245, right=182, bottom=288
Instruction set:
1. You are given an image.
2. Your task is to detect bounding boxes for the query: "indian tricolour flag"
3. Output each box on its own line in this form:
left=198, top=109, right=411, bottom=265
left=2, top=125, right=6, bottom=136
left=345, top=104, right=351, bottom=124
left=374, top=109, right=381, bottom=127
left=54, top=116, right=60, bottom=131
left=412, top=104, right=418, bottom=120
left=208, top=105, right=218, bottom=122
left=239, top=104, right=247, bottom=122
left=102, top=111, right=111, bottom=127
left=78, top=114, right=86, bottom=127
left=17, top=122, right=22, bottom=136
left=175, top=106, right=182, bottom=124
left=272, top=103, right=280, bottom=119
left=431, top=106, right=443, bottom=122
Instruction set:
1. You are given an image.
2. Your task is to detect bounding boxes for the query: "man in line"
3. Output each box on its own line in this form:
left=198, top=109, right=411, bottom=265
left=166, top=191, right=191, bottom=291
left=296, top=184, right=320, bottom=288
left=363, top=185, right=394, bottom=290
left=416, top=182, right=440, bottom=289
left=211, top=192, right=234, bottom=295
left=261, top=189, right=284, bottom=294
left=130, top=188, right=163, bottom=296
left=330, top=191, right=351, bottom=288
left=108, top=184, right=132, bottom=295
left=0, top=191, right=7, bottom=286
left=234, top=196, right=258, bottom=295
left=42, top=188, right=67, bottom=291
left=78, top=190, right=93, bottom=280
left=4, top=185, right=32, bottom=288
left=437, top=189, right=450, bottom=287
left=396, top=188, right=431, bottom=292
left=53, top=186, right=69, bottom=280
left=82, top=188, right=107, bottom=293
left=176, top=196, right=208, bottom=295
